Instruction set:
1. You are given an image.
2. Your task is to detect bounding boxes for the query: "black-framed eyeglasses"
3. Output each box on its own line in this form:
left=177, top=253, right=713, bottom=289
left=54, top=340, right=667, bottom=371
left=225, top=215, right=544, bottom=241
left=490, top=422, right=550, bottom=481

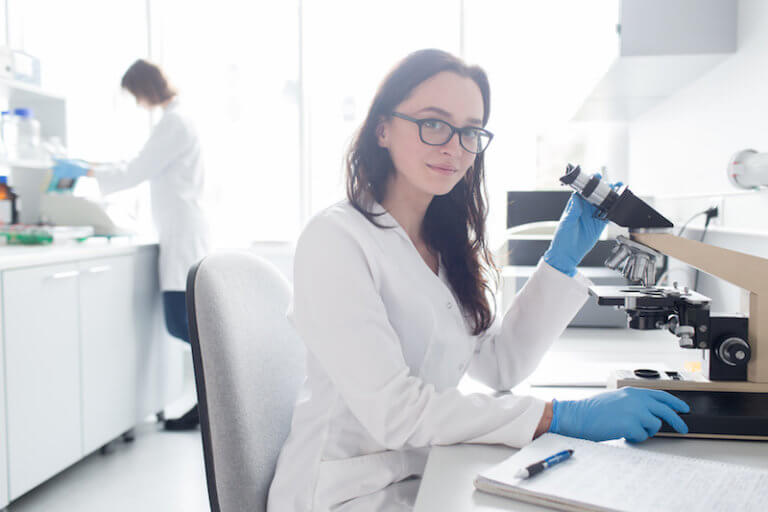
left=391, top=112, right=494, bottom=154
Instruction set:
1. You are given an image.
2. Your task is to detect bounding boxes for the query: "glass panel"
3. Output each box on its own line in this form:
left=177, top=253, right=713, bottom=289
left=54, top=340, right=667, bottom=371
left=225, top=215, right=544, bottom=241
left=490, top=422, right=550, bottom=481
left=152, top=0, right=300, bottom=244
left=464, top=0, right=619, bottom=245
left=7, top=0, right=150, bottom=160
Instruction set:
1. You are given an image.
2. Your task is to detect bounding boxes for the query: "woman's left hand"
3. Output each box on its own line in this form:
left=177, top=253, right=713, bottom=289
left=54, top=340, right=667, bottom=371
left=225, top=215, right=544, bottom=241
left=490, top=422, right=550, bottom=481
left=543, top=175, right=622, bottom=277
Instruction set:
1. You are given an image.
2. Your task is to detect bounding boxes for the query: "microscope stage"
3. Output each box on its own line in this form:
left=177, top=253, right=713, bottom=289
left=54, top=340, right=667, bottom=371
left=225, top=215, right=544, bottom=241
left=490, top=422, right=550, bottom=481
left=589, top=285, right=711, bottom=308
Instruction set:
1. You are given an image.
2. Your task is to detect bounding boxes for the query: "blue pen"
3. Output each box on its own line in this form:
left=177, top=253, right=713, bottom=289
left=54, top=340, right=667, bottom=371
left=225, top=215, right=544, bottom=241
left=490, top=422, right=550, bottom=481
left=515, top=449, right=574, bottom=479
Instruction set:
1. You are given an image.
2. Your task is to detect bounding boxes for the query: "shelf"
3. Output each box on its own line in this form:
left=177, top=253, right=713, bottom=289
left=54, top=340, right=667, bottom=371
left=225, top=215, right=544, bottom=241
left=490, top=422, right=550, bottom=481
left=0, top=158, right=53, bottom=170
left=0, top=78, right=64, bottom=102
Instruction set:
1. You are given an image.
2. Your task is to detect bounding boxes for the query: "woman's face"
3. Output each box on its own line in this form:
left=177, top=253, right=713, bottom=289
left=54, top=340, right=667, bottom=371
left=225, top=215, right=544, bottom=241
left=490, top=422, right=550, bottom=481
left=378, top=71, right=484, bottom=200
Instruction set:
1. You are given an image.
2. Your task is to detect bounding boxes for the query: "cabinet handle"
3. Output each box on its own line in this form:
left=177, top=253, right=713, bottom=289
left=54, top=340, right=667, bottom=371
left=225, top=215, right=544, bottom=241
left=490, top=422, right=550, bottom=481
left=49, top=270, right=80, bottom=280
left=87, top=265, right=112, bottom=274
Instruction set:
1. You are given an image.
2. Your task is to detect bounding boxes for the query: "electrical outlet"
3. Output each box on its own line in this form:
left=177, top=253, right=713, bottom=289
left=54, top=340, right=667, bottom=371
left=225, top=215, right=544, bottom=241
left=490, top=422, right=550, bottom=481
left=712, top=197, right=725, bottom=226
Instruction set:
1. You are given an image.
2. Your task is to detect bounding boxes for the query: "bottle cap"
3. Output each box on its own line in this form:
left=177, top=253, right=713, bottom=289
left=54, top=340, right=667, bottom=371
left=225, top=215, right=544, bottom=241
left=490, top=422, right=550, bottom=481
left=13, top=108, right=31, bottom=117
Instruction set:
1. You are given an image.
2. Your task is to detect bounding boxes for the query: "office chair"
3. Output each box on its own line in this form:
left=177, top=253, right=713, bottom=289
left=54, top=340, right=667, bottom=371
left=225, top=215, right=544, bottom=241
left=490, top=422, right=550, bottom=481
left=186, top=252, right=305, bottom=512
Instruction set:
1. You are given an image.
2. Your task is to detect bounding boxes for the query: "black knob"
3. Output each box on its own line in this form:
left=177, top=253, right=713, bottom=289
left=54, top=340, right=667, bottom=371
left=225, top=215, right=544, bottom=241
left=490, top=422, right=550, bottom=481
left=717, top=337, right=751, bottom=367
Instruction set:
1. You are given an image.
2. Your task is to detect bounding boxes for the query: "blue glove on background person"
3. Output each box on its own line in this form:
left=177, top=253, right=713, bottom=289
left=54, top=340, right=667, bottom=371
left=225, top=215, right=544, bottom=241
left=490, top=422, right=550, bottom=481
left=543, top=174, right=623, bottom=277
left=52, top=158, right=90, bottom=179
left=549, top=387, right=690, bottom=443
left=49, top=158, right=91, bottom=192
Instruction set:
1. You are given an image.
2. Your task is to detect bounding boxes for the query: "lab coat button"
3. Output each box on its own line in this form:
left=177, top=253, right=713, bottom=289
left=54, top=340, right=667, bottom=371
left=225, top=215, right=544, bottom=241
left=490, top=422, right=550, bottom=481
left=447, top=302, right=453, bottom=309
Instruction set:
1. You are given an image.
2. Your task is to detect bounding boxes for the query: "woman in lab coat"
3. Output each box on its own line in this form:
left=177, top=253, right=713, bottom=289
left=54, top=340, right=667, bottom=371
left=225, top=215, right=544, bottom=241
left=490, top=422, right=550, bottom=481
left=267, top=49, right=690, bottom=511
left=91, top=59, right=210, bottom=430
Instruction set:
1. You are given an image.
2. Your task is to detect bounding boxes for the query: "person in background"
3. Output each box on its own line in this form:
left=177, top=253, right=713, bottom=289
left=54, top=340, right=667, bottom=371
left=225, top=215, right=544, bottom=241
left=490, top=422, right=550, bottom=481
left=267, top=49, right=689, bottom=511
left=53, top=59, right=210, bottom=431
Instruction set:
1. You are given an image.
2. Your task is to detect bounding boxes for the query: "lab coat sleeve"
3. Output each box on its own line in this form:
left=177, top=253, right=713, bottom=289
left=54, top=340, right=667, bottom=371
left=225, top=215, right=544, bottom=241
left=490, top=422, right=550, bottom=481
left=466, top=260, right=593, bottom=391
left=93, top=112, right=192, bottom=195
left=290, top=214, right=551, bottom=450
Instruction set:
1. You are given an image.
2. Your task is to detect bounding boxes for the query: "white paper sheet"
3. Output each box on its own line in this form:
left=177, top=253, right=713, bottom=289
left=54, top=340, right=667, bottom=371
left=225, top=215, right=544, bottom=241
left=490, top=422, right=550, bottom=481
left=475, top=434, right=768, bottom=512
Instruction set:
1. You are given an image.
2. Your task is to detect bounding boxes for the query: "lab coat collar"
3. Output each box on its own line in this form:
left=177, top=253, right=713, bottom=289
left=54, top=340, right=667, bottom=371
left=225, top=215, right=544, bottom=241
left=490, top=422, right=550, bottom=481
left=368, top=200, right=412, bottom=244
left=367, top=199, right=448, bottom=282
left=163, top=97, right=180, bottom=112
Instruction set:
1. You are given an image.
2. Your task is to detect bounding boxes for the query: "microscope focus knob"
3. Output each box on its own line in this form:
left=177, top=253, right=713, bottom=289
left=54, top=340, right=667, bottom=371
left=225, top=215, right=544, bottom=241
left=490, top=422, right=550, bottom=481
left=717, top=337, right=751, bottom=367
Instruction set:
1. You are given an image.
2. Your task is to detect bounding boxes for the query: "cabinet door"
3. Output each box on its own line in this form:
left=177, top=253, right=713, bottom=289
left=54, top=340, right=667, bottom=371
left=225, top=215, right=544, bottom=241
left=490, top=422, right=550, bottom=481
left=0, top=279, right=8, bottom=507
left=3, top=263, right=82, bottom=500
left=79, top=256, right=138, bottom=454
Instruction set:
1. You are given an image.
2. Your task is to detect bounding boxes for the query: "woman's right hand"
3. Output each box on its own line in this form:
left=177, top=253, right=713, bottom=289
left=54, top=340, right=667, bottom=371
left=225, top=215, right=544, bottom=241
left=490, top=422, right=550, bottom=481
left=549, top=387, right=690, bottom=443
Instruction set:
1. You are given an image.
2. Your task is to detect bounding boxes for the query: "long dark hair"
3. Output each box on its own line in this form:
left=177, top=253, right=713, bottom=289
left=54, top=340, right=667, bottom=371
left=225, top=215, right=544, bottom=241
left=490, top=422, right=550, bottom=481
left=121, top=59, right=177, bottom=105
left=346, top=49, right=497, bottom=335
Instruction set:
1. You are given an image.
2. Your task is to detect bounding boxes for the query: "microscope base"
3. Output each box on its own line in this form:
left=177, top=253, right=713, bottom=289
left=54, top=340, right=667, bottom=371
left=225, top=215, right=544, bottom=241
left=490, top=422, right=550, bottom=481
left=612, top=373, right=768, bottom=440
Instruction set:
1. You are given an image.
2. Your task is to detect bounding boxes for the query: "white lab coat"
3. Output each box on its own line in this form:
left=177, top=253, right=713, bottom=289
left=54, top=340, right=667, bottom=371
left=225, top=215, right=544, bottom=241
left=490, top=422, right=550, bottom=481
left=267, top=200, right=592, bottom=511
left=94, top=98, right=210, bottom=291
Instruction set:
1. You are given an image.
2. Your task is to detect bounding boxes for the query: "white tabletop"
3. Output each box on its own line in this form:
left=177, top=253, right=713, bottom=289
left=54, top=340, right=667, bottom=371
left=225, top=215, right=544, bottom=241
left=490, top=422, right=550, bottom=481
left=415, top=328, right=768, bottom=511
left=414, top=432, right=768, bottom=511
left=0, top=236, right=157, bottom=270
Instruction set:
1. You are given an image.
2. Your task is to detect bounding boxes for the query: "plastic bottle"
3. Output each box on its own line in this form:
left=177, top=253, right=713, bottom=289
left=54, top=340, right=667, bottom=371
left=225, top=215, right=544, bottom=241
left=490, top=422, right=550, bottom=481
left=1, top=111, right=19, bottom=160
left=14, top=108, right=42, bottom=160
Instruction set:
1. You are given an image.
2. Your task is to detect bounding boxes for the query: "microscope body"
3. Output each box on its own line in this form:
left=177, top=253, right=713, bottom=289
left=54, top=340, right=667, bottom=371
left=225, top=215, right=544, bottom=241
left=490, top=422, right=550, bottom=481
left=589, top=233, right=768, bottom=440
left=561, top=165, right=768, bottom=439
left=591, top=283, right=751, bottom=382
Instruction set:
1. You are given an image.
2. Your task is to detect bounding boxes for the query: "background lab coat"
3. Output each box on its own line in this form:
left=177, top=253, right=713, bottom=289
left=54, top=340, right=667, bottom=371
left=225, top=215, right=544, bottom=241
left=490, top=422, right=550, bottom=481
left=94, top=98, right=210, bottom=291
left=268, top=201, right=592, bottom=511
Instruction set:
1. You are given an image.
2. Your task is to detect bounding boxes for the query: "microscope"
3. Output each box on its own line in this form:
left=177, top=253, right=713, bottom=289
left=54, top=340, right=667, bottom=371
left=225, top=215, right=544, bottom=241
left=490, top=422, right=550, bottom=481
left=561, top=164, right=768, bottom=440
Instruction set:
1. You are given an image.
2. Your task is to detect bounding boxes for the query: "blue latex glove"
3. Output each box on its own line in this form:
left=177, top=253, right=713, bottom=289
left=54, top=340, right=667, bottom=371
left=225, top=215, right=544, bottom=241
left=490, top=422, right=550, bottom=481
left=49, top=158, right=91, bottom=192
left=543, top=175, right=623, bottom=277
left=549, top=387, right=690, bottom=443
left=52, top=158, right=90, bottom=179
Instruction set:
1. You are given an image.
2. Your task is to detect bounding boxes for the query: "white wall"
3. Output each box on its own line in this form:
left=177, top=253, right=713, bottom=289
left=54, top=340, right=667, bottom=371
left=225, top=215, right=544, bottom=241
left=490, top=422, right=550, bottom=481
left=627, top=0, right=768, bottom=311
left=629, top=0, right=768, bottom=198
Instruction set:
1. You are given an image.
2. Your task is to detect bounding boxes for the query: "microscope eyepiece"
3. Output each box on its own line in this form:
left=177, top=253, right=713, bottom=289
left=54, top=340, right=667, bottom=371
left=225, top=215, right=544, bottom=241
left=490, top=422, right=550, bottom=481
left=559, top=163, right=673, bottom=230
left=560, top=164, right=619, bottom=216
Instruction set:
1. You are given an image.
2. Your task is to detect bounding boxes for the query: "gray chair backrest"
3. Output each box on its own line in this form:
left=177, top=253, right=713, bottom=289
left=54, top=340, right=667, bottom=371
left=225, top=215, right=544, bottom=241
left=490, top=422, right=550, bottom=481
left=186, top=252, right=305, bottom=512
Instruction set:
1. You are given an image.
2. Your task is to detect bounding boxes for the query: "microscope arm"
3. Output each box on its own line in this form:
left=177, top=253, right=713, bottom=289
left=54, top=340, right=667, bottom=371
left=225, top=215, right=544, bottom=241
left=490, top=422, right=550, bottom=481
left=631, top=232, right=768, bottom=383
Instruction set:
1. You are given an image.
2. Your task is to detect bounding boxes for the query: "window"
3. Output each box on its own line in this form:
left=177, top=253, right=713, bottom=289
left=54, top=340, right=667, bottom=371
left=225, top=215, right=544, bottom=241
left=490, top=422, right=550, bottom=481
left=8, top=0, right=150, bottom=160
left=464, top=0, right=618, bottom=246
left=151, top=0, right=301, bottom=246
left=5, top=0, right=622, bottom=249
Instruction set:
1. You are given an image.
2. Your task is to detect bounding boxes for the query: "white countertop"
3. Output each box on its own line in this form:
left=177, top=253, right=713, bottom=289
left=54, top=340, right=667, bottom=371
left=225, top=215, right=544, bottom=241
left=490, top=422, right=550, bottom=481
left=459, top=327, right=693, bottom=395
left=418, top=327, right=766, bottom=511
left=415, top=434, right=768, bottom=512
left=0, top=236, right=159, bottom=270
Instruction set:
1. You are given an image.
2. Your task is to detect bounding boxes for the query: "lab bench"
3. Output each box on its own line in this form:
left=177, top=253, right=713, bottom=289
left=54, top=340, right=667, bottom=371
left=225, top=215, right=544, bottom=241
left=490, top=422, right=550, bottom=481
left=0, top=238, right=186, bottom=507
left=427, top=328, right=768, bottom=511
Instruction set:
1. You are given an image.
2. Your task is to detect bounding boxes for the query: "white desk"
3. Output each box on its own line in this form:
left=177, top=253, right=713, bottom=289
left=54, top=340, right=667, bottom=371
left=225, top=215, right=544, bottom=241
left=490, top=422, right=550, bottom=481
left=414, top=432, right=768, bottom=511
left=415, top=328, right=768, bottom=511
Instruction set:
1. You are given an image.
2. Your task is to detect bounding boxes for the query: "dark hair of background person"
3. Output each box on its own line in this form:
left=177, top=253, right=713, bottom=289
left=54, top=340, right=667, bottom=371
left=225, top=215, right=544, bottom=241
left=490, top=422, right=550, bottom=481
left=345, top=48, right=497, bottom=335
left=121, top=59, right=177, bottom=105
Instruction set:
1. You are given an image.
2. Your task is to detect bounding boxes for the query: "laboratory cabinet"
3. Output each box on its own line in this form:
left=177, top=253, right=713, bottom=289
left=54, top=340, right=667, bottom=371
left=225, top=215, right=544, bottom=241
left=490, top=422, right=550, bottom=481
left=0, top=245, right=184, bottom=504
left=0, top=282, right=8, bottom=508
left=3, top=262, right=83, bottom=500
left=79, top=255, right=139, bottom=454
